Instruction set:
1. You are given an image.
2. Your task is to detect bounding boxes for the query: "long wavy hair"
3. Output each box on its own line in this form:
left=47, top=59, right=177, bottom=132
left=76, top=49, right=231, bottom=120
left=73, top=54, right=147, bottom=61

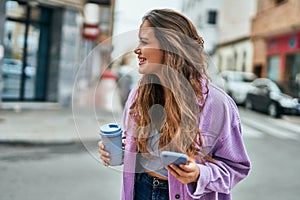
left=130, top=9, right=210, bottom=160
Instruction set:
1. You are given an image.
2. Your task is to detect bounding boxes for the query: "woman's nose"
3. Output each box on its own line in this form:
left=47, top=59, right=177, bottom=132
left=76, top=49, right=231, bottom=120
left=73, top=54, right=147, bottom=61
left=134, top=48, right=141, bottom=54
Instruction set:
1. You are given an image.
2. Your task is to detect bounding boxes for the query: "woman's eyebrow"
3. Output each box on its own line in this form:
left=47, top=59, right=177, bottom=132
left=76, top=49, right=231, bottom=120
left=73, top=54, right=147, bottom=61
left=139, top=36, right=149, bottom=41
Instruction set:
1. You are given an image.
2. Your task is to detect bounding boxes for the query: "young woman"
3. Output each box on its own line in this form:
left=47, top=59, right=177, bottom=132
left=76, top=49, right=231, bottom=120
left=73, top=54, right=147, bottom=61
left=99, top=9, right=251, bottom=200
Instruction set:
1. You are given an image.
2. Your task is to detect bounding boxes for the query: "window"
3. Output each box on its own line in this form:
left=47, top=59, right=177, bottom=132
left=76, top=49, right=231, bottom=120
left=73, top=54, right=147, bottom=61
left=87, top=0, right=111, bottom=6
left=2, top=0, right=51, bottom=101
left=267, top=56, right=280, bottom=81
left=276, top=0, right=286, bottom=4
left=196, top=15, right=202, bottom=28
left=207, top=10, right=217, bottom=24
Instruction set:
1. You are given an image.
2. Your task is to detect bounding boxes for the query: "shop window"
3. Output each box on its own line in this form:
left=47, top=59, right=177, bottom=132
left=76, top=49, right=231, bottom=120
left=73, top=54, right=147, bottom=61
left=267, top=56, right=280, bottom=81
left=2, top=0, right=51, bottom=101
left=285, top=53, right=300, bottom=97
left=6, top=0, right=26, bottom=19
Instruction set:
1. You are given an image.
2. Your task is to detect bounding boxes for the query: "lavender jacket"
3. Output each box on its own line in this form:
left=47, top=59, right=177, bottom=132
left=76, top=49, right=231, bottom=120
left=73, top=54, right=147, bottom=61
left=120, top=82, right=251, bottom=200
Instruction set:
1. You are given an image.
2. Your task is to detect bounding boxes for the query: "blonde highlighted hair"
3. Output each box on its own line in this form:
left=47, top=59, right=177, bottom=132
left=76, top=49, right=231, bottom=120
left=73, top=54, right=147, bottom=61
left=130, top=9, right=209, bottom=160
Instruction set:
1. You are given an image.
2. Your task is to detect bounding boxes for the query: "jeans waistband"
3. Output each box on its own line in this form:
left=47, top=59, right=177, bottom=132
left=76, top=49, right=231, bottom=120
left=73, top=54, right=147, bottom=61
left=136, top=172, right=169, bottom=189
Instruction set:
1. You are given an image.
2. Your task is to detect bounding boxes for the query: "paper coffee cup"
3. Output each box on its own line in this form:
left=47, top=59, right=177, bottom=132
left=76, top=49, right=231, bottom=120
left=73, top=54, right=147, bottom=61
left=99, top=123, right=123, bottom=166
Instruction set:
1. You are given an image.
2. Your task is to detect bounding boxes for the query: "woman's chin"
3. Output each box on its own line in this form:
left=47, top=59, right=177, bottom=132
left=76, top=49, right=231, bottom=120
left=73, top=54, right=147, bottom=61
left=138, top=64, right=147, bottom=74
left=138, top=68, right=144, bottom=74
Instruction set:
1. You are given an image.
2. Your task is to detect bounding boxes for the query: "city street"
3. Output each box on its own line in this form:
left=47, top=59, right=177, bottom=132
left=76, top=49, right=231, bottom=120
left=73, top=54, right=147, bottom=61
left=0, top=107, right=300, bottom=200
left=233, top=107, right=300, bottom=200
left=0, top=141, right=123, bottom=200
left=1, top=1, right=299, bottom=200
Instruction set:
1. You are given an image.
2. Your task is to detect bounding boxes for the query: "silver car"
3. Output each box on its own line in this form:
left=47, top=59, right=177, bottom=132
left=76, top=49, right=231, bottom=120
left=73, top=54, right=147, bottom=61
left=221, top=70, right=257, bottom=105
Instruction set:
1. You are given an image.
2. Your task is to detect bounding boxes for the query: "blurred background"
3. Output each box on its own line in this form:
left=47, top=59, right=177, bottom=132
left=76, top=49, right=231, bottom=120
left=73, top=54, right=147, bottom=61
left=0, top=0, right=300, bottom=199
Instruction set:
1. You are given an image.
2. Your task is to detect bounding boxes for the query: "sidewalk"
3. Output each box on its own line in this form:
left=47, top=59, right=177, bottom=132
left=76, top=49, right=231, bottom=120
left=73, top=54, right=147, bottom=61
left=0, top=106, right=123, bottom=145
left=0, top=76, right=124, bottom=145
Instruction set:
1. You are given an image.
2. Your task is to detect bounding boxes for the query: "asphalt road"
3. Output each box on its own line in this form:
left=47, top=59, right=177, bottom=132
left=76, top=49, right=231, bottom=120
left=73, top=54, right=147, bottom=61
left=0, top=107, right=300, bottom=200
left=233, top=107, right=300, bottom=200
left=0, top=142, right=122, bottom=200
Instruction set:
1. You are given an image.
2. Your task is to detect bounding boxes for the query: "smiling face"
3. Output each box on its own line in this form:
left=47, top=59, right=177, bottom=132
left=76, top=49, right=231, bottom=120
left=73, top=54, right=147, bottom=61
left=134, top=20, right=164, bottom=76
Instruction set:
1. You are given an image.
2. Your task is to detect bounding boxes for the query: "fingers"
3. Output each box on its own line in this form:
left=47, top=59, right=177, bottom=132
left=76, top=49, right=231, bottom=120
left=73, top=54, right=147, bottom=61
left=98, top=140, right=104, bottom=149
left=166, top=158, right=200, bottom=184
left=167, top=164, right=198, bottom=184
left=179, top=158, right=196, bottom=172
left=100, top=154, right=110, bottom=166
left=166, top=165, right=188, bottom=183
left=98, top=140, right=110, bottom=166
left=167, top=164, right=186, bottom=177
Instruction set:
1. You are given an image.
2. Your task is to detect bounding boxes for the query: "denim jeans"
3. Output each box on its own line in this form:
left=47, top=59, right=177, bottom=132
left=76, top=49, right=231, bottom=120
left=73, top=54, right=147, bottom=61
left=134, top=172, right=169, bottom=200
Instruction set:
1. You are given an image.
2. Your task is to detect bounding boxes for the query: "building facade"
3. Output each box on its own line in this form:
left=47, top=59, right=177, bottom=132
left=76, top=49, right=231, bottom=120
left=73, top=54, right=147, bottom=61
left=181, top=0, right=256, bottom=74
left=0, top=0, right=113, bottom=108
left=251, top=0, right=300, bottom=96
left=216, top=0, right=256, bottom=73
left=181, top=0, right=220, bottom=56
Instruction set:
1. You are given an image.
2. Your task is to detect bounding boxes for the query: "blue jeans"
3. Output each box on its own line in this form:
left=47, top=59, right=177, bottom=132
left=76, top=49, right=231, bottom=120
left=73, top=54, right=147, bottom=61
left=134, top=172, right=169, bottom=200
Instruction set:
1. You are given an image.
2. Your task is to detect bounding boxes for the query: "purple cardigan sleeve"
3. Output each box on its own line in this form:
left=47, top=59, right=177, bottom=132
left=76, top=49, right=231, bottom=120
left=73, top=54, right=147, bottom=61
left=186, top=85, right=251, bottom=198
left=187, top=123, right=251, bottom=198
left=121, top=86, right=138, bottom=138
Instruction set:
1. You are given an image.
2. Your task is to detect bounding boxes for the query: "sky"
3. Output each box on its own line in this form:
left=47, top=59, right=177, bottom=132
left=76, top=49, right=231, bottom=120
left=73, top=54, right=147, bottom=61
left=111, top=0, right=183, bottom=59
left=113, top=0, right=183, bottom=35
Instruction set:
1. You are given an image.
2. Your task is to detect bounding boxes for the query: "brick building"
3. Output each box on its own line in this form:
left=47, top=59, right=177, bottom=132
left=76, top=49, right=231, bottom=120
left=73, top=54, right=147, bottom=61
left=251, top=0, right=300, bottom=96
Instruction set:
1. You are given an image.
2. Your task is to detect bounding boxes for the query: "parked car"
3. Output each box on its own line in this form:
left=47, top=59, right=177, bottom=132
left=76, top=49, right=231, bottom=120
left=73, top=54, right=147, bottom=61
left=245, top=78, right=300, bottom=118
left=220, top=70, right=257, bottom=105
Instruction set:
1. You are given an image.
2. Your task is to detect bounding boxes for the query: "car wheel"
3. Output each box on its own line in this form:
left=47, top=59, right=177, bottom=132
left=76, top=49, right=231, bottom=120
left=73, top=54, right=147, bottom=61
left=268, top=103, right=280, bottom=118
left=245, top=99, right=253, bottom=110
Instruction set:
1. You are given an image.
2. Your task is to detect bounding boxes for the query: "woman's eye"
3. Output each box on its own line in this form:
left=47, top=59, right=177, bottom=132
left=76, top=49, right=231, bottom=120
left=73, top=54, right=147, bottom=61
left=139, top=40, right=147, bottom=45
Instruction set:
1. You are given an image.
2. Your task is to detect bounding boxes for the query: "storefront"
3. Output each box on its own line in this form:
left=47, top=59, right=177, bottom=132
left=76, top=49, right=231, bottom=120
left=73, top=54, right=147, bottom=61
left=266, top=30, right=300, bottom=97
left=0, top=0, right=113, bottom=107
left=2, top=1, right=52, bottom=101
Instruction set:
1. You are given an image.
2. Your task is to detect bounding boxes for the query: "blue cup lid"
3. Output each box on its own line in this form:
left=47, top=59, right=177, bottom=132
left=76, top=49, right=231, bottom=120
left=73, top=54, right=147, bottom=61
left=100, top=123, right=122, bottom=137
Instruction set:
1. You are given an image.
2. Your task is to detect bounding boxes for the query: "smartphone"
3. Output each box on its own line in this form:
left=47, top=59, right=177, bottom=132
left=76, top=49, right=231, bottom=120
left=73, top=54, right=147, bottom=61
left=161, top=151, right=188, bottom=167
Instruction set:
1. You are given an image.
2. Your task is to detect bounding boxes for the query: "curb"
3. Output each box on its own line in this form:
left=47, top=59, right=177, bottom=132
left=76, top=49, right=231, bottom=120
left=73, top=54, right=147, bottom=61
left=0, top=136, right=100, bottom=146
left=282, top=115, right=300, bottom=125
left=0, top=138, right=77, bottom=146
left=0, top=102, right=61, bottom=111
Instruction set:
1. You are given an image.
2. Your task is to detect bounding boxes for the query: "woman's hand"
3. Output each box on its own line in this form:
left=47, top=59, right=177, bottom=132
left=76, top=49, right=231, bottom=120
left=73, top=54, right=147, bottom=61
left=166, top=157, right=200, bottom=184
left=98, top=141, right=110, bottom=167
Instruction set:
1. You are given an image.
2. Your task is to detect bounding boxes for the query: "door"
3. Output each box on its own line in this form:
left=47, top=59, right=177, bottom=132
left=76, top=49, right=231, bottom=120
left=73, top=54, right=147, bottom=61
left=285, top=53, right=300, bottom=97
left=2, top=0, right=51, bottom=101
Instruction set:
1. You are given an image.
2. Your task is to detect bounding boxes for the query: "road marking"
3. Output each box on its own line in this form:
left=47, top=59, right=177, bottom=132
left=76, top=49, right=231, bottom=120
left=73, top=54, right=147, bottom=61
left=242, top=117, right=299, bottom=140
left=268, top=117, right=300, bottom=135
left=242, top=124, right=264, bottom=138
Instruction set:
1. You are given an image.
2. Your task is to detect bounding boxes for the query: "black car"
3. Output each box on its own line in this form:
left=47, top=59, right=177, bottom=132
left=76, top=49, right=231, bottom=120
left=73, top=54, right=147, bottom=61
left=245, top=78, right=300, bottom=118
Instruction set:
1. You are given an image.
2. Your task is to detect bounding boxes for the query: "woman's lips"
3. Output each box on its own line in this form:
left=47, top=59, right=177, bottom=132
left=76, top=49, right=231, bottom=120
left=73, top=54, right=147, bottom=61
left=138, top=57, right=147, bottom=65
